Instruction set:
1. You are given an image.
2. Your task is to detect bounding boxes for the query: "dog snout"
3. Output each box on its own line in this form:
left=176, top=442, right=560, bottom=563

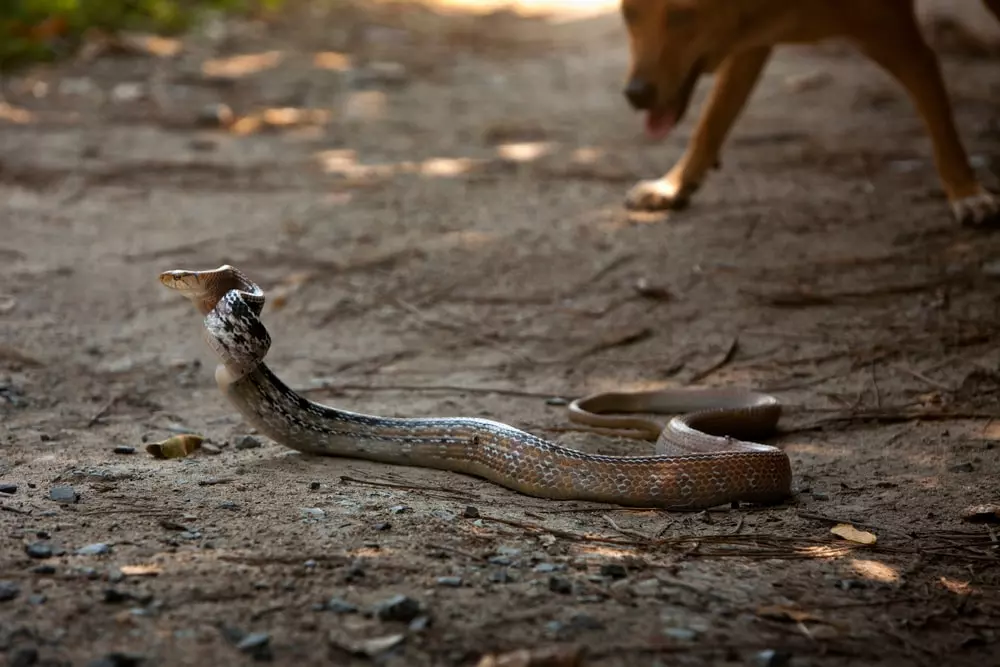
left=624, top=78, right=657, bottom=110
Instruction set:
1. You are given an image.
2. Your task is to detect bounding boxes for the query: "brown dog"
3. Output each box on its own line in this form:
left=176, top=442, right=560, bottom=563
left=621, top=0, right=1000, bottom=226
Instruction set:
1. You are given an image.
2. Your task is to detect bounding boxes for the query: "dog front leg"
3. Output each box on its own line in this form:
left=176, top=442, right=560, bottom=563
left=626, top=47, right=772, bottom=213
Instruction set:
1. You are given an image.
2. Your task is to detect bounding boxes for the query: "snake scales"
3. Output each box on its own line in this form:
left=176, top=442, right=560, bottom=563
left=160, top=265, right=792, bottom=509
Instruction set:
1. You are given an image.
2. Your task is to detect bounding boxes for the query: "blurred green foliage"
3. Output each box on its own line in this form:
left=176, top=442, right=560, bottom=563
left=0, top=0, right=286, bottom=70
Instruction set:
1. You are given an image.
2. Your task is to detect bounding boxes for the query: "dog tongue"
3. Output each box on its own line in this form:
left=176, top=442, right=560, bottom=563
left=645, top=110, right=675, bottom=140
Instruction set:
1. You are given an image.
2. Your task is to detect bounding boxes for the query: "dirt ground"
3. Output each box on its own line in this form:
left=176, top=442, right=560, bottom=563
left=2, top=1, right=1000, bottom=666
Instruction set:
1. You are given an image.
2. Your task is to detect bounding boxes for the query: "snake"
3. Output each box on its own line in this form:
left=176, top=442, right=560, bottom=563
left=159, top=264, right=792, bottom=510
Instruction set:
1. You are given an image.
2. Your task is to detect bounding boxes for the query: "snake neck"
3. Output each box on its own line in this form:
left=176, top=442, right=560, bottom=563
left=204, top=289, right=272, bottom=382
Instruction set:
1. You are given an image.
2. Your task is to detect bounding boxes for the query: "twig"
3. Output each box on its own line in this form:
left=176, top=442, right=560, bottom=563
left=338, top=475, right=479, bottom=501
left=688, top=335, right=740, bottom=383
left=602, top=513, right=651, bottom=541
left=892, top=363, right=955, bottom=392
left=87, top=393, right=123, bottom=427
left=1, top=504, right=31, bottom=515
left=566, top=326, right=653, bottom=362
left=871, top=362, right=882, bottom=409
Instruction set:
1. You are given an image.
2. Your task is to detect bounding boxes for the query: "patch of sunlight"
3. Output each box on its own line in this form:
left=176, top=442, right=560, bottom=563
left=439, top=230, right=498, bottom=249
left=313, top=51, right=353, bottom=71
left=571, top=146, right=604, bottom=164
left=939, top=576, right=973, bottom=595
left=797, top=545, right=854, bottom=559
left=202, top=50, right=284, bottom=79
left=343, top=90, right=388, bottom=121
left=417, top=0, right=619, bottom=18
left=0, top=103, right=35, bottom=124
left=419, top=157, right=476, bottom=176
left=573, top=545, right=639, bottom=559
left=496, top=141, right=554, bottom=162
left=849, top=558, right=899, bottom=583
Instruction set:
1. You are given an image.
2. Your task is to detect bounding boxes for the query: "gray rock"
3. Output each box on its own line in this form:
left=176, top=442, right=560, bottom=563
left=436, top=576, right=462, bottom=587
left=373, top=594, right=422, bottom=623
left=325, top=598, right=358, bottom=614
left=548, top=576, right=572, bottom=595
left=0, top=483, right=16, bottom=494
left=112, top=446, right=136, bottom=455
left=25, top=543, right=53, bottom=559
left=49, top=485, right=79, bottom=503
left=0, top=580, right=20, bottom=601
left=9, top=646, right=38, bottom=667
left=236, top=632, right=270, bottom=652
left=234, top=435, right=263, bottom=450
left=462, top=505, right=480, bottom=518
left=76, top=543, right=111, bottom=556
left=600, top=563, right=628, bottom=579
left=754, top=649, right=793, bottom=667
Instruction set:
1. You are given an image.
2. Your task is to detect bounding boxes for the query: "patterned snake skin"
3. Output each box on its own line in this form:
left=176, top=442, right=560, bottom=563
left=159, top=265, right=792, bottom=509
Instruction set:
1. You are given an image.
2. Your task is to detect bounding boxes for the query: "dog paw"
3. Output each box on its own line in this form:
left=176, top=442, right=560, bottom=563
left=951, top=190, right=1000, bottom=228
left=624, top=178, right=693, bottom=212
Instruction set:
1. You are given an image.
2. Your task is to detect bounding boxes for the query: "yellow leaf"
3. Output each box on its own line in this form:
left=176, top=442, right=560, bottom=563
left=830, top=523, right=877, bottom=545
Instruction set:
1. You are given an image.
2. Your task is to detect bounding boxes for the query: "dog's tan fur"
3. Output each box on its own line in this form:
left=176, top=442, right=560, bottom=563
left=621, top=0, right=1000, bottom=225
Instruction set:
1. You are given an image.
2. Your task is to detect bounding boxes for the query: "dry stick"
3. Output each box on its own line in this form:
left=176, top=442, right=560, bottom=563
left=602, top=513, right=652, bottom=541
left=870, top=361, right=882, bottom=410
left=688, top=335, right=740, bottom=383
left=338, top=475, right=479, bottom=501
left=87, top=393, right=123, bottom=427
left=892, top=363, right=955, bottom=392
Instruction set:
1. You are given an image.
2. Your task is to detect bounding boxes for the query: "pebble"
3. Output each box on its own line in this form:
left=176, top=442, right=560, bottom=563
left=197, top=103, right=234, bottom=128
left=102, top=588, right=133, bottom=604
left=28, top=593, right=46, bottom=605
left=25, top=542, right=54, bottom=559
left=325, top=598, right=358, bottom=614
left=567, top=613, right=603, bottom=630
left=76, top=543, right=111, bottom=556
left=234, top=435, right=262, bottom=450
left=303, top=559, right=317, bottom=569
left=408, top=616, right=431, bottom=632
left=389, top=505, right=410, bottom=515
left=632, top=578, right=660, bottom=597
left=309, top=481, right=321, bottom=490
left=112, top=446, right=136, bottom=455
left=488, top=556, right=512, bottom=566
left=85, top=653, right=146, bottom=667
left=836, top=579, right=868, bottom=591
left=754, top=649, right=793, bottom=667
left=663, top=627, right=698, bottom=641
left=373, top=522, right=391, bottom=531
left=436, top=576, right=462, bottom=587
left=462, top=505, right=480, bottom=518
left=600, top=563, right=628, bottom=579
left=300, top=507, right=325, bottom=521
left=497, top=545, right=522, bottom=557
left=489, top=570, right=513, bottom=584
left=32, top=564, right=55, bottom=575
left=218, top=501, right=239, bottom=511
left=49, top=485, right=79, bottom=504
left=548, top=576, right=573, bottom=595
left=9, top=647, right=38, bottom=667
left=949, top=461, right=975, bottom=473
left=0, top=483, right=16, bottom=494
left=811, top=491, right=830, bottom=501
left=0, top=580, right=20, bottom=601
left=533, top=563, right=565, bottom=573
left=236, top=632, right=271, bottom=653
left=373, top=594, right=422, bottom=622
left=200, top=443, right=222, bottom=455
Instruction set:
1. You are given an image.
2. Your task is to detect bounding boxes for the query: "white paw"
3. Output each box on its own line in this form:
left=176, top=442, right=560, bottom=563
left=951, top=190, right=1000, bottom=227
left=624, top=177, right=695, bottom=212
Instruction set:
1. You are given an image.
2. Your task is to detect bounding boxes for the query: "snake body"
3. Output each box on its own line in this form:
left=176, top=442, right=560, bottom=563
left=160, top=265, right=792, bottom=510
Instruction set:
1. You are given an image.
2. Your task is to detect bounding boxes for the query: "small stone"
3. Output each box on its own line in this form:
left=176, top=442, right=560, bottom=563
left=462, top=505, right=480, bottom=518
left=0, top=483, right=17, bottom=494
left=300, top=507, right=325, bottom=520
left=373, top=522, right=391, bottom=531
left=0, top=580, right=20, bottom=601
left=836, top=579, right=868, bottom=591
left=9, top=646, right=38, bottom=667
left=76, top=543, right=111, bottom=556
left=112, top=446, right=136, bottom=455
left=408, top=616, right=431, bottom=632
left=389, top=505, right=410, bottom=515
left=431, top=509, right=456, bottom=522
left=754, top=649, right=793, bottom=667
left=489, top=570, right=513, bottom=584
left=633, top=578, right=660, bottom=597
left=497, top=545, right=522, bottom=557
left=373, top=594, right=421, bottom=623
left=548, top=576, right=572, bottom=595
left=197, top=103, right=234, bottom=128
left=102, top=588, right=133, bottom=604
left=218, top=501, right=239, bottom=511
left=108, top=568, right=125, bottom=583
left=949, top=461, right=975, bottom=473
left=200, top=443, right=222, bottom=455
left=32, top=564, right=55, bottom=575
left=600, top=563, right=628, bottom=579
left=488, top=556, right=512, bottom=566
left=25, top=543, right=53, bottom=559
left=234, top=435, right=262, bottom=450
left=49, top=485, right=79, bottom=504
left=309, top=481, right=320, bottom=490
left=36, top=530, right=50, bottom=539
left=436, top=576, right=462, bottom=587
left=343, top=560, right=365, bottom=582
left=28, top=593, right=46, bottom=605
left=545, top=396, right=569, bottom=406
left=664, top=627, right=697, bottom=641
left=325, top=598, right=358, bottom=614
left=811, top=491, right=830, bottom=501
left=236, top=632, right=271, bottom=653
left=533, top=563, right=565, bottom=573
left=303, top=559, right=317, bottom=569
left=85, top=652, right=145, bottom=667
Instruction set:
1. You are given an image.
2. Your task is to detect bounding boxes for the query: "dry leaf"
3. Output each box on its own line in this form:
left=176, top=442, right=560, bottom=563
left=119, top=564, right=162, bottom=577
left=830, top=523, right=877, bottom=545
left=756, top=605, right=826, bottom=624
left=476, top=645, right=583, bottom=667
left=146, top=434, right=203, bottom=459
